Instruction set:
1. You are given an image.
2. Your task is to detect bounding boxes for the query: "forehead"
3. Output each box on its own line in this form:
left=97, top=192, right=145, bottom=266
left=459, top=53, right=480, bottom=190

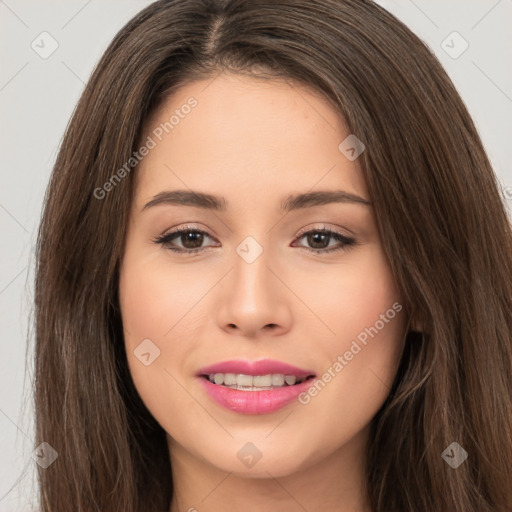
left=133, top=73, right=368, bottom=213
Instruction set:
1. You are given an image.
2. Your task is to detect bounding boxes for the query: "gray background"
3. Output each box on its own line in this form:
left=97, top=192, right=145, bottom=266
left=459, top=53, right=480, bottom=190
left=1, top=1, right=511, bottom=510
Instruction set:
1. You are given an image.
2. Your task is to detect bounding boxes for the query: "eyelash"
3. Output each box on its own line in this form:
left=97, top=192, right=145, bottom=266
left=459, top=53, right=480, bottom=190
left=153, top=224, right=356, bottom=255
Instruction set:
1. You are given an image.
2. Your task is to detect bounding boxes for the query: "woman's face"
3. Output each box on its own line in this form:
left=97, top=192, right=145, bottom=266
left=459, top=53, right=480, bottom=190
left=119, top=73, right=406, bottom=478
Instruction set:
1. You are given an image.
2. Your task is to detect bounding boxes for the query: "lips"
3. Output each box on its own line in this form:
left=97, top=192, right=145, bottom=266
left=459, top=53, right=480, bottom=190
left=196, top=359, right=317, bottom=414
left=197, top=359, right=315, bottom=378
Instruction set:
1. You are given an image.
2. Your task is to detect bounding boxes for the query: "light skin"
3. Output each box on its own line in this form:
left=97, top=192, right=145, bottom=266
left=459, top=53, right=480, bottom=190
left=118, top=73, right=407, bottom=512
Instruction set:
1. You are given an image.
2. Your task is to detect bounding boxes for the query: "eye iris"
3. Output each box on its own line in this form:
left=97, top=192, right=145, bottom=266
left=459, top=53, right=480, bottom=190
left=181, top=231, right=203, bottom=249
left=308, top=232, right=329, bottom=249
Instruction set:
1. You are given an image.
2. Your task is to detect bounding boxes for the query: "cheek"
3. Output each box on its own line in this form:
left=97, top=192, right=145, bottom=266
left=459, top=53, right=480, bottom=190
left=294, top=248, right=405, bottom=426
left=292, top=245, right=403, bottom=347
left=119, top=257, right=197, bottom=431
left=119, top=246, right=217, bottom=427
left=119, top=247, right=207, bottom=345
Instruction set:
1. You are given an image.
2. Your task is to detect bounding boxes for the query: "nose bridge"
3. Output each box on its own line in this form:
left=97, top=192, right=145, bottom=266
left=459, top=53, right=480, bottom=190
left=215, top=232, right=291, bottom=336
left=231, top=234, right=274, bottom=306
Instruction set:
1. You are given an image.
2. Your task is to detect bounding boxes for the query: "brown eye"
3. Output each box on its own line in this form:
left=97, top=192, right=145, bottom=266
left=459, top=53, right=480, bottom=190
left=293, top=228, right=356, bottom=254
left=177, top=230, right=204, bottom=249
left=306, top=231, right=331, bottom=249
left=153, top=227, right=217, bottom=254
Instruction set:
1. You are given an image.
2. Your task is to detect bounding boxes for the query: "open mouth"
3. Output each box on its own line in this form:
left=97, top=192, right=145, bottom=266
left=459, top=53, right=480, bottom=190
left=201, top=373, right=316, bottom=391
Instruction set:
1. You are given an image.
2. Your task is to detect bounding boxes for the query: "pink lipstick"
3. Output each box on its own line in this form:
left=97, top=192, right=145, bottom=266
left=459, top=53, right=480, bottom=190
left=196, top=359, right=316, bottom=414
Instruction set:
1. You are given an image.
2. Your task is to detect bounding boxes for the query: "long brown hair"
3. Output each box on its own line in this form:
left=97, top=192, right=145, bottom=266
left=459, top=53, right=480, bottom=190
left=34, top=0, right=512, bottom=510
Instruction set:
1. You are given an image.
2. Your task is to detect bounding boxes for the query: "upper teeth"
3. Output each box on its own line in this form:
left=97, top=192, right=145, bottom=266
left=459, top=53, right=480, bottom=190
left=208, top=373, right=306, bottom=389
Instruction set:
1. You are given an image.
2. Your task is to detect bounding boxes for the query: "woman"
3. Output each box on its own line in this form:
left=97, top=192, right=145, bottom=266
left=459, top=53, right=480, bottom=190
left=34, top=0, right=512, bottom=510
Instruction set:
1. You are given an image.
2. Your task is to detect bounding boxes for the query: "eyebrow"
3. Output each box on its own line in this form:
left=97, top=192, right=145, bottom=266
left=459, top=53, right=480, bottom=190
left=142, top=189, right=372, bottom=212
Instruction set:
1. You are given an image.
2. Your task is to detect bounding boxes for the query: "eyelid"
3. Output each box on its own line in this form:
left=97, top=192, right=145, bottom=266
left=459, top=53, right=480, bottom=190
left=156, top=223, right=216, bottom=240
left=157, top=222, right=351, bottom=240
left=294, top=223, right=353, bottom=238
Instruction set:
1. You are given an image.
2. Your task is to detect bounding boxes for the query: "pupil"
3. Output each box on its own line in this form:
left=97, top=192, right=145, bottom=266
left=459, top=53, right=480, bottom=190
left=182, top=231, right=203, bottom=248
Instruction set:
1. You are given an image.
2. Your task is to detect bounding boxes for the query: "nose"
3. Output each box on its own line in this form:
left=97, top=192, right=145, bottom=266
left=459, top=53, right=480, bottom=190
left=216, top=244, right=292, bottom=339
